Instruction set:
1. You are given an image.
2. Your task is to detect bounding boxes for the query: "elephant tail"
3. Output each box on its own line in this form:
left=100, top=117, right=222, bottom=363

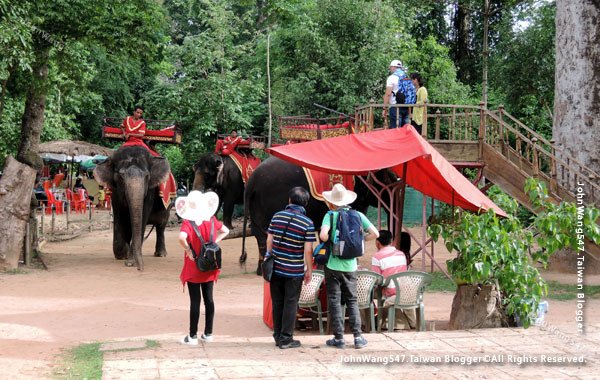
left=239, top=187, right=250, bottom=266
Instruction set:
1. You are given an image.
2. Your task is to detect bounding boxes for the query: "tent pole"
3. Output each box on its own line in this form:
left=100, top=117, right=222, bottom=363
left=394, top=163, right=408, bottom=251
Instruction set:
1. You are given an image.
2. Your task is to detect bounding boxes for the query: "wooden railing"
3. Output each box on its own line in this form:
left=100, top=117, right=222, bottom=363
left=354, top=102, right=599, bottom=206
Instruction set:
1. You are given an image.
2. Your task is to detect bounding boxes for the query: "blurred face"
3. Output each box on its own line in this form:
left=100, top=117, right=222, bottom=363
left=389, top=65, right=397, bottom=73
left=133, top=108, right=144, bottom=119
left=411, top=77, right=419, bottom=87
left=231, top=131, right=238, bottom=138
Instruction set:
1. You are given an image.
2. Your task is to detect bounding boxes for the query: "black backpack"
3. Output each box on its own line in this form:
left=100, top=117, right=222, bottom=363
left=332, top=208, right=364, bottom=259
left=190, top=219, right=222, bottom=271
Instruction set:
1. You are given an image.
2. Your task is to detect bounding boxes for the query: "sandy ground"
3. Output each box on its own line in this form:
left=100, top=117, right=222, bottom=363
left=0, top=215, right=597, bottom=378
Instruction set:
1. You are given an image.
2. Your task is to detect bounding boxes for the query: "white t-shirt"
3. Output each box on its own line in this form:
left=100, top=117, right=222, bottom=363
left=386, top=74, right=400, bottom=105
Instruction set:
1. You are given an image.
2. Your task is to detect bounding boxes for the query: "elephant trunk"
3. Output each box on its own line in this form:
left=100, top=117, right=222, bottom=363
left=125, top=173, right=147, bottom=271
left=192, top=174, right=205, bottom=191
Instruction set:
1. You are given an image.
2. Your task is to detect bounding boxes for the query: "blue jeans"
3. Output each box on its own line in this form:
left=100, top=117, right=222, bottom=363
left=325, top=267, right=362, bottom=339
left=389, top=107, right=410, bottom=128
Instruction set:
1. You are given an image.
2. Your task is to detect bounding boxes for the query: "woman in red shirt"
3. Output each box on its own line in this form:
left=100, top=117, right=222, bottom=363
left=175, top=191, right=229, bottom=345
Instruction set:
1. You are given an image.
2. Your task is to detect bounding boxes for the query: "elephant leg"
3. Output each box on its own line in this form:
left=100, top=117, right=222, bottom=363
left=153, top=222, right=168, bottom=257
left=222, top=198, right=234, bottom=229
left=113, top=212, right=130, bottom=260
left=255, top=235, right=267, bottom=276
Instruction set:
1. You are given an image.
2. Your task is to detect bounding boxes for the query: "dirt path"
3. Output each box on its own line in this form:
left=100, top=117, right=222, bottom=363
left=0, top=226, right=596, bottom=378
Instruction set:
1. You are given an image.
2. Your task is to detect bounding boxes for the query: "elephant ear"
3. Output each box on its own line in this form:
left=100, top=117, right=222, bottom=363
left=149, top=156, right=171, bottom=188
left=94, top=159, right=115, bottom=188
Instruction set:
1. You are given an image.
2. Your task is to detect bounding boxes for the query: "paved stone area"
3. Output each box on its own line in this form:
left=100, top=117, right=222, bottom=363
left=102, top=324, right=599, bottom=379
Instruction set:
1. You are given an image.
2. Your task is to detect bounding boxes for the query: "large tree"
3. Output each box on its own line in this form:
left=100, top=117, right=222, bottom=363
left=0, top=0, right=166, bottom=270
left=553, top=0, right=600, bottom=183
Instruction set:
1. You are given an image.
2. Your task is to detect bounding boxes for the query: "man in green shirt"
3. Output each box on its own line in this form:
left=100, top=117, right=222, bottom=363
left=319, top=184, right=379, bottom=349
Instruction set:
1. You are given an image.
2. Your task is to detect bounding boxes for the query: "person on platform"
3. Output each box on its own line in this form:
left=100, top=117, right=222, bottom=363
left=410, top=72, right=428, bottom=136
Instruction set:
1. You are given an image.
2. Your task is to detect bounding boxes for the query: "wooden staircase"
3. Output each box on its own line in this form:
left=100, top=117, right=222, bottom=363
left=355, top=103, right=600, bottom=256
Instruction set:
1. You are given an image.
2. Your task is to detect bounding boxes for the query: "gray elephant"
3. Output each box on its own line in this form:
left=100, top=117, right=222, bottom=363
left=192, top=153, right=245, bottom=229
left=241, top=156, right=396, bottom=274
left=94, top=146, right=172, bottom=270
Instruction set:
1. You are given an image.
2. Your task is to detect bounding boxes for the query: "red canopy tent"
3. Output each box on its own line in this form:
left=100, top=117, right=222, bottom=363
left=267, top=125, right=505, bottom=217
left=267, top=125, right=505, bottom=273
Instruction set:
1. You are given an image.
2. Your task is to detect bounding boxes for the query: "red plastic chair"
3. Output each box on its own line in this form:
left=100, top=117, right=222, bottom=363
left=78, top=188, right=91, bottom=211
left=69, top=189, right=86, bottom=213
left=52, top=173, right=65, bottom=188
left=104, top=189, right=112, bottom=210
left=44, top=189, right=64, bottom=215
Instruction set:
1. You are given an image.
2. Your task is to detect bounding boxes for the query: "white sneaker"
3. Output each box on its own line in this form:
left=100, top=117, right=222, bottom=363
left=180, top=335, right=198, bottom=346
left=200, top=333, right=213, bottom=342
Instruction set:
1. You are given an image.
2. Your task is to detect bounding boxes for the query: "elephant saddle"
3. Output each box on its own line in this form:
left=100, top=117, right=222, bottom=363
left=228, top=151, right=261, bottom=183
left=158, top=173, right=177, bottom=209
left=303, top=168, right=354, bottom=202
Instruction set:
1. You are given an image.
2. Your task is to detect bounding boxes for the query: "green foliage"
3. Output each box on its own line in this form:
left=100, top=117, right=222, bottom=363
left=157, top=145, right=188, bottom=183
left=429, top=178, right=599, bottom=328
left=490, top=1, right=555, bottom=139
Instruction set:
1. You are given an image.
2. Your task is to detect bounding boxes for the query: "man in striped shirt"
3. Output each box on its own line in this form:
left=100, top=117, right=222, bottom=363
left=371, top=230, right=415, bottom=330
left=267, top=187, right=316, bottom=349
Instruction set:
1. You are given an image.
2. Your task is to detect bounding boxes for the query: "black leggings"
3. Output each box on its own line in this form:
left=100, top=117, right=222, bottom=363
left=187, top=281, right=215, bottom=337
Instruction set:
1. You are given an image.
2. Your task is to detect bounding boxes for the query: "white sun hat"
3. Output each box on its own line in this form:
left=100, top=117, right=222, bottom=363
left=175, top=190, right=219, bottom=223
left=322, top=183, right=357, bottom=207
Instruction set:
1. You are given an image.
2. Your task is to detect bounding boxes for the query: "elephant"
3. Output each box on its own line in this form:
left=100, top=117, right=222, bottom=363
left=240, top=156, right=396, bottom=274
left=94, top=146, right=172, bottom=271
left=192, top=153, right=245, bottom=229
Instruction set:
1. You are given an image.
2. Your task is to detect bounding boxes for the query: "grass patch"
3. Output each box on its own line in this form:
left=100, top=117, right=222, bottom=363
left=53, top=340, right=160, bottom=379
left=54, top=342, right=102, bottom=380
left=545, top=281, right=600, bottom=300
left=146, top=339, right=160, bottom=349
left=425, top=272, right=457, bottom=293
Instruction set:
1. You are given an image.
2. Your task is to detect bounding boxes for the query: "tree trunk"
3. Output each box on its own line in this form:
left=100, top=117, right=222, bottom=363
left=0, top=40, right=51, bottom=270
left=454, top=0, right=472, bottom=82
left=17, top=41, right=50, bottom=170
left=448, top=284, right=505, bottom=329
left=553, top=1, right=600, bottom=179
left=0, top=157, right=37, bottom=270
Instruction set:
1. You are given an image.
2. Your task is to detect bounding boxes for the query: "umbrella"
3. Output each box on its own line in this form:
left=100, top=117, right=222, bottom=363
left=39, top=140, right=114, bottom=157
left=40, top=152, right=70, bottom=163
left=80, top=155, right=108, bottom=171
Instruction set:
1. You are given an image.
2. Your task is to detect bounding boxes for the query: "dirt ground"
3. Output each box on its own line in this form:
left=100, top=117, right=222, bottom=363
left=0, top=215, right=598, bottom=378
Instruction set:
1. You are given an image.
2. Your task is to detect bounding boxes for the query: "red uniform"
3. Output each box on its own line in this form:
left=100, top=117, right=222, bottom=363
left=121, top=116, right=159, bottom=157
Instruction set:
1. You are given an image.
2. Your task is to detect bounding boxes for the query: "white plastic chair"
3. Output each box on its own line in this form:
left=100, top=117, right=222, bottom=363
left=384, top=271, right=432, bottom=331
left=298, top=270, right=325, bottom=335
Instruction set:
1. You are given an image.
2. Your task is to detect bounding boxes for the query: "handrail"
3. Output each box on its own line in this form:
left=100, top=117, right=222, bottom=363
left=352, top=101, right=599, bottom=205
left=485, top=110, right=599, bottom=204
